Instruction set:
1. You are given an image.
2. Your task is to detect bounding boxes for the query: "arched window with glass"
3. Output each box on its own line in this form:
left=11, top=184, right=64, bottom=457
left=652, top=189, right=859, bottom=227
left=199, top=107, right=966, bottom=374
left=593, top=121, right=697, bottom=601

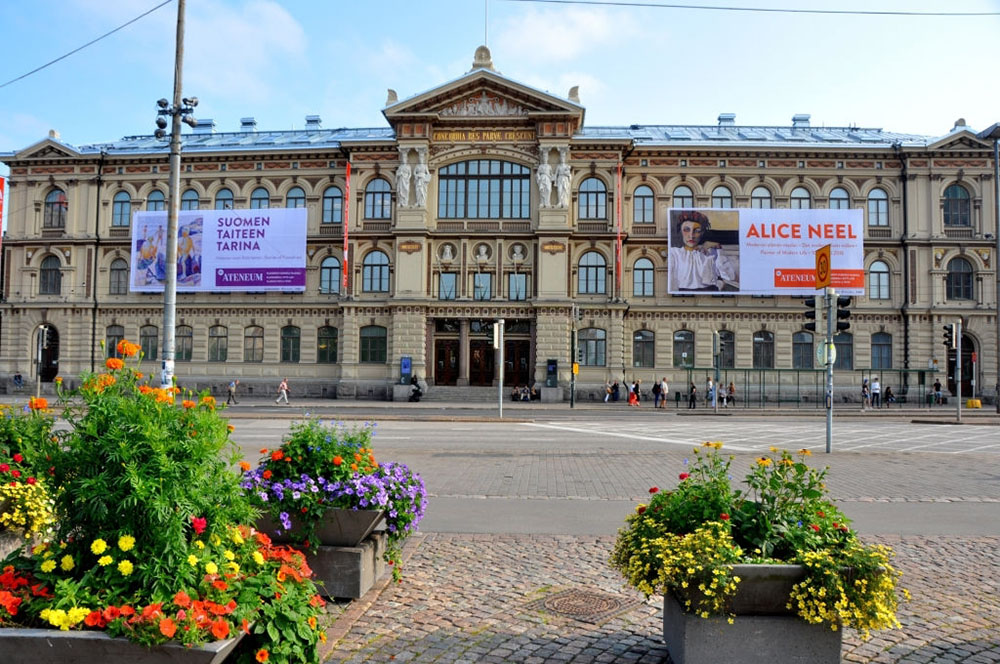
left=365, top=178, right=392, bottom=219
left=871, top=332, right=892, bottom=370
left=578, top=328, right=606, bottom=366
left=867, top=188, right=888, bottom=226
left=286, top=186, right=306, bottom=209
left=711, top=186, right=733, bottom=209
left=946, top=257, right=974, bottom=300
left=180, top=189, right=200, bottom=211
left=147, top=190, right=166, bottom=211
left=673, top=185, right=694, bottom=208
left=437, top=160, right=530, bottom=219
left=320, top=257, right=341, bottom=294
left=362, top=251, right=390, bottom=293
left=751, top=186, right=772, bottom=209
left=673, top=330, right=694, bottom=368
left=44, top=189, right=68, bottom=228
left=869, top=260, right=890, bottom=300
left=633, top=257, right=654, bottom=297
left=829, top=187, right=850, bottom=210
left=633, top=185, right=654, bottom=223
left=833, top=332, right=853, bottom=371
left=250, top=187, right=270, bottom=210
left=140, top=325, right=158, bottom=361
left=280, top=325, right=300, bottom=363
left=109, top=258, right=129, bottom=295
left=792, top=331, right=813, bottom=369
left=719, top=330, right=735, bottom=369
left=360, top=325, right=387, bottom=363
left=40, top=256, right=62, bottom=294
left=317, top=326, right=338, bottom=363
left=176, top=325, right=193, bottom=361
left=633, top=330, right=654, bottom=368
left=215, top=188, right=234, bottom=210
left=790, top=187, right=811, bottom=209
left=106, top=325, right=125, bottom=359
left=112, top=191, right=132, bottom=227
left=322, top=186, right=343, bottom=224
left=208, top=325, right=228, bottom=362
left=752, top=330, right=774, bottom=369
left=578, top=178, right=608, bottom=219
left=943, top=184, right=970, bottom=226
left=578, top=251, right=606, bottom=294
left=243, top=326, right=264, bottom=363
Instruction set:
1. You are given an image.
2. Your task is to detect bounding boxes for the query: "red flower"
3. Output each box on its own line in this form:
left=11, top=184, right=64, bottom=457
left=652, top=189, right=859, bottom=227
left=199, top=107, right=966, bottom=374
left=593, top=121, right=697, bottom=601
left=11, top=470, right=20, bottom=478
left=12, top=454, right=23, bottom=463
left=679, top=473, right=690, bottom=480
left=26, top=477, right=36, bottom=485
left=0, top=464, right=8, bottom=473
left=810, top=524, right=820, bottom=532
left=191, top=516, right=207, bottom=535
left=84, top=611, right=105, bottom=628
left=212, top=580, right=228, bottom=591
left=636, top=505, right=647, bottom=514
left=255, top=649, right=270, bottom=663
left=211, top=618, right=230, bottom=640
left=262, top=469, right=272, bottom=480
left=174, top=591, right=191, bottom=608
left=649, top=487, right=659, bottom=494
left=719, top=513, right=730, bottom=520
left=817, top=510, right=825, bottom=518
left=270, top=450, right=284, bottom=462
left=159, top=617, right=177, bottom=638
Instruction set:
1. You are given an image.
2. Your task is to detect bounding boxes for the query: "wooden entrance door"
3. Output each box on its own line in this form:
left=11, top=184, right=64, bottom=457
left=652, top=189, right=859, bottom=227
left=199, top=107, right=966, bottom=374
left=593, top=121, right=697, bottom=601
left=469, top=340, right=495, bottom=386
left=434, top=340, right=459, bottom=385
left=504, top=340, right=531, bottom=386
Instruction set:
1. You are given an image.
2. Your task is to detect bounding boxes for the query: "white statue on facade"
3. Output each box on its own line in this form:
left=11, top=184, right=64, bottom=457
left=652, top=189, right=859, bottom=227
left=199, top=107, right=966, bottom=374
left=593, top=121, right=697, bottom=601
left=476, top=244, right=490, bottom=261
left=441, top=243, right=454, bottom=261
left=511, top=244, right=525, bottom=262
left=396, top=148, right=412, bottom=208
left=536, top=154, right=553, bottom=209
left=413, top=148, right=431, bottom=208
left=555, top=147, right=571, bottom=209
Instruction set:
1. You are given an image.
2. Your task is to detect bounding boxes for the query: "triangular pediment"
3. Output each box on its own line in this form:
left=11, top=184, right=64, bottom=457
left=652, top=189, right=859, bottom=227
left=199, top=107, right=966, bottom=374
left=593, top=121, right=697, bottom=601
left=926, top=129, right=992, bottom=151
left=14, top=137, right=81, bottom=160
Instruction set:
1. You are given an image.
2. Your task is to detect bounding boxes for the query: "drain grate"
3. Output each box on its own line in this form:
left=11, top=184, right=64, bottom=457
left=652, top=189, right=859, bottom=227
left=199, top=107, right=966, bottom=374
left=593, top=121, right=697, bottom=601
left=525, top=588, right=641, bottom=624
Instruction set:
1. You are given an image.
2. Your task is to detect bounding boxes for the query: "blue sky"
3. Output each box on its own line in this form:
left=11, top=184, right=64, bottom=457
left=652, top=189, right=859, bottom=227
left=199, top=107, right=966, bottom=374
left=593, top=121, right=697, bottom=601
left=2, top=0, right=999, bottom=175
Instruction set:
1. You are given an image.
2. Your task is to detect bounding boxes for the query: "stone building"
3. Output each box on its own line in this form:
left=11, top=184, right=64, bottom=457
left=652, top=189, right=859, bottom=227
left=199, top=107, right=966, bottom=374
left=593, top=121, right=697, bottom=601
left=2, top=47, right=997, bottom=403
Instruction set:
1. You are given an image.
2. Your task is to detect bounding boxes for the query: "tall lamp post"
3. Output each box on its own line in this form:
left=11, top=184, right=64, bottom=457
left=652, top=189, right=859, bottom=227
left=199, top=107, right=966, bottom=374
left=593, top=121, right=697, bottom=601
left=979, top=123, right=1000, bottom=413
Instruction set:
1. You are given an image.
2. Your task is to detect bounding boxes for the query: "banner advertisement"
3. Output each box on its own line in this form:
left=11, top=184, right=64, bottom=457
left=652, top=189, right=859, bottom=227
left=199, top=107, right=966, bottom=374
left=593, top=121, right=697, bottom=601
left=130, top=208, right=307, bottom=292
left=666, top=208, right=863, bottom=296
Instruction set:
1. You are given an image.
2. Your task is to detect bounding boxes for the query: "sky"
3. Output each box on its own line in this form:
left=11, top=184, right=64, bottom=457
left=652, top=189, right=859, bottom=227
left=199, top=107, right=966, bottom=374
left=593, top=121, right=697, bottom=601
left=1, top=0, right=1000, bottom=179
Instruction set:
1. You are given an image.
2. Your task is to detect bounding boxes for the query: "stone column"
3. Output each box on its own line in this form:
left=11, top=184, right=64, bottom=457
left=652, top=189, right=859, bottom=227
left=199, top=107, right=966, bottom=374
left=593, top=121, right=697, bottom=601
left=458, top=318, right=470, bottom=386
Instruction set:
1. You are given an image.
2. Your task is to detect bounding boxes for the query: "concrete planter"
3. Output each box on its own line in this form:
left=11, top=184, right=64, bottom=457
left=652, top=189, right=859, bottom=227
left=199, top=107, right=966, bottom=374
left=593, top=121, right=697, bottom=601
left=663, top=564, right=842, bottom=664
left=0, top=627, right=245, bottom=664
left=308, top=530, right=388, bottom=599
left=258, top=508, right=385, bottom=548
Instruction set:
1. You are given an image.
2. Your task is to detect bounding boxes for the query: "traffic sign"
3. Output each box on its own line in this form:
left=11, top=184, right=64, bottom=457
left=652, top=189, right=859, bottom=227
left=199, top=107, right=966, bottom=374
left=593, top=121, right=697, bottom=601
left=816, top=342, right=836, bottom=364
left=815, top=244, right=831, bottom=289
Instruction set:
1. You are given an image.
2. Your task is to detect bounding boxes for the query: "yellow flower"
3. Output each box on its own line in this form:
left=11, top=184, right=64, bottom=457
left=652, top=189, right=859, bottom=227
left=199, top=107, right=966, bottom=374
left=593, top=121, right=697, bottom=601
left=756, top=457, right=773, bottom=467
left=252, top=551, right=265, bottom=565
left=118, top=535, right=135, bottom=552
left=90, top=539, right=108, bottom=555
left=187, top=554, right=199, bottom=567
left=194, top=540, right=205, bottom=549
left=230, top=530, right=244, bottom=546
left=227, top=562, right=240, bottom=575
left=98, top=555, right=113, bottom=567
left=60, top=555, right=75, bottom=571
left=118, top=559, right=134, bottom=576
left=798, top=448, right=812, bottom=456
left=40, top=559, right=57, bottom=573
left=223, top=550, right=235, bottom=561
left=205, top=561, right=218, bottom=575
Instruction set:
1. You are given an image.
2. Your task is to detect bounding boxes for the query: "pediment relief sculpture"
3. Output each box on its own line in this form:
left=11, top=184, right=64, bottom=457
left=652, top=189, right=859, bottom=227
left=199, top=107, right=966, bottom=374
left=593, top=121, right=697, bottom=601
left=440, top=91, right=529, bottom=117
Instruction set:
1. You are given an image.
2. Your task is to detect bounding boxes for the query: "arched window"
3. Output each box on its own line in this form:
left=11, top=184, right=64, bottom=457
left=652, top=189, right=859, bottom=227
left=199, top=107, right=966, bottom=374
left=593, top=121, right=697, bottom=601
left=40, top=256, right=61, bottom=294
left=243, top=326, right=264, bottom=363
left=711, top=185, right=733, bottom=209
left=437, top=160, right=530, bottom=219
left=578, top=328, right=606, bottom=366
left=208, top=325, right=228, bottom=362
left=280, top=325, right=300, bottom=363
left=215, top=188, right=234, bottom=210
left=672, top=330, right=694, bottom=368
left=176, top=325, right=193, bottom=362
left=140, top=325, right=158, bottom=361
left=364, top=178, right=392, bottom=219
left=946, top=257, right=974, bottom=300
left=250, top=187, right=270, bottom=210
left=578, top=251, right=606, bottom=294
left=362, top=251, right=390, bottom=292
left=317, top=326, right=338, bottom=363
left=180, top=188, right=200, bottom=211
left=322, top=186, right=343, bottom=224
left=360, top=325, right=387, bottom=363
left=320, top=257, right=341, bottom=294
left=719, top=330, right=735, bottom=369
left=792, top=331, right=813, bottom=369
left=578, top=178, right=607, bottom=219
left=943, top=184, right=970, bottom=226
left=673, top=185, right=694, bottom=208
left=44, top=189, right=68, bottom=228
left=833, top=332, right=853, bottom=371
left=633, top=257, right=654, bottom=297
left=869, top=260, right=890, bottom=300
left=829, top=187, right=850, bottom=210
left=871, top=332, right=892, bottom=370
left=790, top=187, right=811, bottom=209
left=106, top=325, right=125, bottom=359
left=109, top=258, right=129, bottom=295
left=632, top=330, right=654, bottom=368
left=751, top=186, right=772, bottom=209
left=147, top=190, right=166, bottom=211
left=112, top=191, right=132, bottom=227
left=633, top=185, right=654, bottom=223
left=752, top=330, right=774, bottom=369
left=286, top=186, right=306, bottom=208
left=867, top=188, right=888, bottom=226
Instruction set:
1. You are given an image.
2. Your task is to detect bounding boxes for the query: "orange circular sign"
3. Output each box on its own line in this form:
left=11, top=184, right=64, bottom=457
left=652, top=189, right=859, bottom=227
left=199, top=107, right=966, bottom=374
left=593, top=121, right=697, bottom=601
left=816, top=252, right=830, bottom=285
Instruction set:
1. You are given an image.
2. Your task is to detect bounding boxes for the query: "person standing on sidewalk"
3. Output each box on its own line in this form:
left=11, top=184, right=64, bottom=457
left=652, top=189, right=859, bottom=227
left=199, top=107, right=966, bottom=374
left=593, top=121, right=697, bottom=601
left=727, top=381, right=736, bottom=408
left=652, top=379, right=662, bottom=408
left=688, top=382, right=697, bottom=409
left=604, top=379, right=612, bottom=403
left=227, top=379, right=240, bottom=405
left=275, top=377, right=290, bottom=405
left=659, top=377, right=669, bottom=409
left=861, top=378, right=870, bottom=411
left=871, top=377, right=882, bottom=409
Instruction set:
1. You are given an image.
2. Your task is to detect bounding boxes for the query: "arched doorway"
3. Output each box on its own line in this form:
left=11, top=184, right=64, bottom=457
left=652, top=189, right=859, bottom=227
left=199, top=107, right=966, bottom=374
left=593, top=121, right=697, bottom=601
left=946, top=333, right=974, bottom=398
left=37, top=324, right=60, bottom=382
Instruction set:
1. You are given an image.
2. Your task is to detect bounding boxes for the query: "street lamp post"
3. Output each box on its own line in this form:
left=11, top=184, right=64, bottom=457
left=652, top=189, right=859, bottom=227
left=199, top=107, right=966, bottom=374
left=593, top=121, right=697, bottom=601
left=979, top=123, right=1000, bottom=413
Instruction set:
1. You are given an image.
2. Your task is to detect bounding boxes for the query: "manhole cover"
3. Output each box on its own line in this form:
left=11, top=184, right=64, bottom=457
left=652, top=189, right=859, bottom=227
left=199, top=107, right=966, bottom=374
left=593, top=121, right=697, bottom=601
left=525, top=588, right=641, bottom=624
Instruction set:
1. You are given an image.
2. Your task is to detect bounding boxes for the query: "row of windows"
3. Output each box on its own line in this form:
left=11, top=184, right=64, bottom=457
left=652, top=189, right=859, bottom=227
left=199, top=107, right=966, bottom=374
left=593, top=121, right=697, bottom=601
left=42, top=175, right=977, bottom=228
left=104, top=324, right=387, bottom=364
left=585, top=329, right=892, bottom=371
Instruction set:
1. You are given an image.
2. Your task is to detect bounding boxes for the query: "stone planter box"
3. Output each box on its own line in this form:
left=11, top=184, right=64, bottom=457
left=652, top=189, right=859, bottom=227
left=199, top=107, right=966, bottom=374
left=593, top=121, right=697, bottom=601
left=310, top=530, right=388, bottom=599
left=663, top=564, right=842, bottom=664
left=0, top=627, right=245, bottom=664
left=257, top=508, right=384, bottom=548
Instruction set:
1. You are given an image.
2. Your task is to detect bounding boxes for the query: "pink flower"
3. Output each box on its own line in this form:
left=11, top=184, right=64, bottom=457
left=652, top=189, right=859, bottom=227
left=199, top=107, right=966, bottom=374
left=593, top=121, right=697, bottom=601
left=191, top=516, right=207, bottom=535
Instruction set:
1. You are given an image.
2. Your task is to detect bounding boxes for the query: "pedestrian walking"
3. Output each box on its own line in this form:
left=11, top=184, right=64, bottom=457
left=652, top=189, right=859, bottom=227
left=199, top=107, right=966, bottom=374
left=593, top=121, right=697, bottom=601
left=871, top=377, right=882, bottom=409
left=227, top=379, right=240, bottom=405
left=604, top=380, right=612, bottom=403
left=688, top=382, right=697, bottom=409
left=611, top=380, right=620, bottom=402
left=705, top=377, right=714, bottom=407
left=659, top=377, right=669, bottom=409
left=652, top=379, right=662, bottom=408
left=933, top=379, right=942, bottom=405
left=627, top=380, right=640, bottom=407
left=275, top=377, right=290, bottom=404
left=861, top=378, right=870, bottom=411
left=718, top=383, right=728, bottom=408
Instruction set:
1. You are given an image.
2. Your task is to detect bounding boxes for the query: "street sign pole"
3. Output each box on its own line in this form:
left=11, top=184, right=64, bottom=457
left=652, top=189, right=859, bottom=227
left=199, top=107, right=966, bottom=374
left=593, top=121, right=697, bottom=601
left=956, top=319, right=962, bottom=423
left=825, top=287, right=835, bottom=454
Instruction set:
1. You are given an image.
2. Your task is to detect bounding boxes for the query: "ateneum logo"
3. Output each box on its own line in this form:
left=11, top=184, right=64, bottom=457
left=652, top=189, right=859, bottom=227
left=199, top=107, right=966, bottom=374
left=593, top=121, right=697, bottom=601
left=217, top=269, right=264, bottom=283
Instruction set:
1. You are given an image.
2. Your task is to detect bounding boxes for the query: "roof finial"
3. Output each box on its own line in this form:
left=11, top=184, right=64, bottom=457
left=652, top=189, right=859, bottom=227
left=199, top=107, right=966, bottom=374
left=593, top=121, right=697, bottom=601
left=471, top=45, right=495, bottom=72
left=568, top=86, right=580, bottom=103
left=386, top=89, right=398, bottom=106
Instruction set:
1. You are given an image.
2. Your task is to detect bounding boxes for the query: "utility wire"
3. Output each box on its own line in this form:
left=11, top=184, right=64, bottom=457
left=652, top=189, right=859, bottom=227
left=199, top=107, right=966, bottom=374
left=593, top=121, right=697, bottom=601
left=500, top=0, right=1000, bottom=16
left=0, top=0, right=174, bottom=89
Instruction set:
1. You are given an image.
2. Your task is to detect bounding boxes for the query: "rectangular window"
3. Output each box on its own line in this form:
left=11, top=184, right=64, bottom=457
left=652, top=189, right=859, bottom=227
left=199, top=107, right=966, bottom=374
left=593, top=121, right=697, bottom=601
left=474, top=273, right=492, bottom=300
left=439, top=272, right=457, bottom=300
left=508, top=273, right=527, bottom=301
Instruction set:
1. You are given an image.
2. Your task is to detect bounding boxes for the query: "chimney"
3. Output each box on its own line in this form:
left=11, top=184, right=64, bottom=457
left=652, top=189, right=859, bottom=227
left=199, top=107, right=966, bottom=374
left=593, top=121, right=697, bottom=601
left=240, top=117, right=257, bottom=132
left=792, top=114, right=811, bottom=129
left=193, top=119, right=215, bottom=134
left=305, top=115, right=323, bottom=129
left=718, top=113, right=736, bottom=127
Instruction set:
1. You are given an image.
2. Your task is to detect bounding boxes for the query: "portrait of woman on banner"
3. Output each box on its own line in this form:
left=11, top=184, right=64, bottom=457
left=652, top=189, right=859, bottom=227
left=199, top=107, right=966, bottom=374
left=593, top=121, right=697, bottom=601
left=667, top=210, right=740, bottom=292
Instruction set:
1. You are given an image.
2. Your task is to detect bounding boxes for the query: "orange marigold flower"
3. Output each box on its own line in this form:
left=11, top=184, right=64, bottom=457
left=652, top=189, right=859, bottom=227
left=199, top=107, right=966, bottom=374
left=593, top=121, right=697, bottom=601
left=28, top=397, right=48, bottom=411
left=134, top=372, right=144, bottom=379
left=182, top=400, right=196, bottom=409
left=211, top=618, right=230, bottom=640
left=54, top=376, right=63, bottom=384
left=354, top=453, right=362, bottom=462
left=227, top=425, right=235, bottom=433
left=200, top=395, right=216, bottom=408
left=159, top=617, right=177, bottom=638
left=239, top=461, right=251, bottom=472
left=117, top=340, right=141, bottom=357
left=212, top=580, right=228, bottom=591
left=105, top=358, right=125, bottom=371
left=173, top=590, right=192, bottom=608
left=350, top=463, right=358, bottom=472
left=262, top=469, right=272, bottom=480
left=270, top=450, right=284, bottom=462
left=307, top=615, right=318, bottom=630
left=255, top=649, right=270, bottom=663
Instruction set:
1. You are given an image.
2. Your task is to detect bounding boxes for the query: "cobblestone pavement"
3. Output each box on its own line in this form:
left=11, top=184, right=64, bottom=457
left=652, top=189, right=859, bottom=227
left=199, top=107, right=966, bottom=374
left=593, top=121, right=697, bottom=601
left=320, top=534, right=1000, bottom=664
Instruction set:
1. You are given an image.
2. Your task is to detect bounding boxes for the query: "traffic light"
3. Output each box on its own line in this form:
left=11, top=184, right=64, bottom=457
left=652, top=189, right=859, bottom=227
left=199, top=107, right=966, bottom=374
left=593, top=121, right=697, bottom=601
left=943, top=324, right=955, bottom=349
left=803, top=297, right=817, bottom=332
left=835, top=296, right=852, bottom=332
left=40, top=326, right=50, bottom=350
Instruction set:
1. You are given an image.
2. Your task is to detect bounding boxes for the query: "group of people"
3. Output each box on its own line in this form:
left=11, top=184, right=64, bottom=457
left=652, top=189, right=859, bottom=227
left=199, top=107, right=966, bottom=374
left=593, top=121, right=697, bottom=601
left=225, top=378, right=291, bottom=405
left=602, top=377, right=737, bottom=409
left=861, top=377, right=896, bottom=409
left=685, top=379, right=737, bottom=409
left=510, top=385, right=540, bottom=401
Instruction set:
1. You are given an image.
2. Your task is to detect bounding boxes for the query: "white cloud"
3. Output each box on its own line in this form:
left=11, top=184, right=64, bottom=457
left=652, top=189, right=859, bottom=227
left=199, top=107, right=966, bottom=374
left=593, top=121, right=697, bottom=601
left=494, top=6, right=643, bottom=62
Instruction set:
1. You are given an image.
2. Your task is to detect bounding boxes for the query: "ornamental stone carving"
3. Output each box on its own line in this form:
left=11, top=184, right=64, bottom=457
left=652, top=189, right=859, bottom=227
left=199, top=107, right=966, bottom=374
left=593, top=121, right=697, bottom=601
left=440, top=91, right=528, bottom=117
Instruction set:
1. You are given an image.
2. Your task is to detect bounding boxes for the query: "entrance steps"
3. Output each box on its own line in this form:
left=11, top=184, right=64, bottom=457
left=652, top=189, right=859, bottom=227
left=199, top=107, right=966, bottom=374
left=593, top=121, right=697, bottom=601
left=420, top=385, right=508, bottom=403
